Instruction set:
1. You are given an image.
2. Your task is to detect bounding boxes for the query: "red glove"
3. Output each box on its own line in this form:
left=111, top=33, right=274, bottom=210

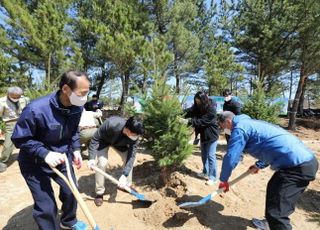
left=218, top=181, right=230, bottom=193
left=249, top=164, right=259, bottom=174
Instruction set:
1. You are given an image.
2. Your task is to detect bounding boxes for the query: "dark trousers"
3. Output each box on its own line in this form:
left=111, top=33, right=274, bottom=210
left=265, top=157, right=318, bottom=230
left=19, top=161, right=78, bottom=230
left=225, top=133, right=230, bottom=142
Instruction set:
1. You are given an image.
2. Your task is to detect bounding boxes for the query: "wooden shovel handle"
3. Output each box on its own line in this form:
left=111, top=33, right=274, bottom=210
left=92, top=166, right=133, bottom=194
left=52, top=155, right=97, bottom=229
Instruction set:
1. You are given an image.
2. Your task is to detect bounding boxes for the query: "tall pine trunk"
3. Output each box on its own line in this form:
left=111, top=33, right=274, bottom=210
left=118, top=72, right=130, bottom=114
left=174, top=52, right=180, bottom=94
left=298, top=79, right=307, bottom=115
left=96, top=69, right=107, bottom=98
left=288, top=65, right=308, bottom=130
left=142, top=73, right=147, bottom=94
left=46, top=52, right=52, bottom=87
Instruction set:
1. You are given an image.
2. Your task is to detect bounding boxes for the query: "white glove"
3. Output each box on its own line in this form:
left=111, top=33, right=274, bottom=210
left=73, top=150, right=82, bottom=169
left=87, top=159, right=96, bottom=170
left=93, top=109, right=102, bottom=118
left=45, top=151, right=65, bottom=168
left=178, top=116, right=189, bottom=125
left=118, top=174, right=128, bottom=189
left=224, top=128, right=231, bottom=135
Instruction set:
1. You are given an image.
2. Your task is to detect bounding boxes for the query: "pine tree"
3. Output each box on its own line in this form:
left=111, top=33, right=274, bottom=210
left=1, top=0, right=79, bottom=83
left=150, top=0, right=201, bottom=94
left=0, top=26, right=30, bottom=92
left=143, top=77, right=193, bottom=185
left=288, top=1, right=320, bottom=130
left=226, top=0, right=298, bottom=93
left=242, top=82, right=282, bottom=123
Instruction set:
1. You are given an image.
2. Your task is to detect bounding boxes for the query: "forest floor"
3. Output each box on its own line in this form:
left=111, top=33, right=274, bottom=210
left=0, top=118, right=319, bottom=230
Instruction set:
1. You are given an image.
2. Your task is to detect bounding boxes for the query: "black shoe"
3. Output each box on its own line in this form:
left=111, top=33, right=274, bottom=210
left=193, top=138, right=200, bottom=145
left=94, top=195, right=103, bottom=207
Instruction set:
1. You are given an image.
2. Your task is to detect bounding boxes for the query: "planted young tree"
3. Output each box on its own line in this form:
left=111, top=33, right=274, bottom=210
left=143, top=77, right=193, bottom=186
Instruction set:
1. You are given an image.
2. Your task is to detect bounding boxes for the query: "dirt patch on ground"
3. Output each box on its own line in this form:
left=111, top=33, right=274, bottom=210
left=0, top=118, right=319, bottom=230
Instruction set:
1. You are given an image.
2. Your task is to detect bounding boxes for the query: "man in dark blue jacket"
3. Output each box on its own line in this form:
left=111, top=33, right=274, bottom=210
left=217, top=111, right=318, bottom=230
left=11, top=70, right=90, bottom=230
left=222, top=89, right=241, bottom=142
left=84, top=94, right=104, bottom=112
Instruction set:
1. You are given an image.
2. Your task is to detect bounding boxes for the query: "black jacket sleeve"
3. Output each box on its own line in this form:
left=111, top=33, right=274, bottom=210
left=184, top=106, right=195, bottom=118
left=123, top=141, right=139, bottom=176
left=191, top=106, right=216, bottom=129
left=88, top=119, right=110, bottom=160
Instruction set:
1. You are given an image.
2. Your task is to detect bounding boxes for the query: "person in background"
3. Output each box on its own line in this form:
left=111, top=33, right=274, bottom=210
left=11, top=70, right=90, bottom=230
left=217, top=111, right=318, bottom=230
left=184, top=91, right=220, bottom=186
left=0, top=86, right=29, bottom=172
left=193, top=97, right=217, bottom=146
left=79, top=109, right=102, bottom=157
left=222, top=89, right=241, bottom=141
left=87, top=116, right=144, bottom=207
left=85, top=94, right=104, bottom=112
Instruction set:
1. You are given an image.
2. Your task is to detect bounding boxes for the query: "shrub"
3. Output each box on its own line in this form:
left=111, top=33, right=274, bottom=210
left=242, top=82, right=283, bottom=123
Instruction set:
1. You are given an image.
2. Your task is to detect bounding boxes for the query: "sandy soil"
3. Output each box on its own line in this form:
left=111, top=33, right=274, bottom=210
left=0, top=119, right=319, bottom=230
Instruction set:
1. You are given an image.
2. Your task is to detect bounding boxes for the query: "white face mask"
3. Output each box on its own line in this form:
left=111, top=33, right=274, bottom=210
left=128, top=135, right=139, bottom=141
left=224, top=128, right=231, bottom=135
left=9, top=97, right=19, bottom=103
left=69, top=92, right=88, bottom=106
left=224, top=96, right=232, bottom=102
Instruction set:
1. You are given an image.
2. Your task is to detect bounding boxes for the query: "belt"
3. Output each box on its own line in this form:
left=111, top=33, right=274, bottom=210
left=80, top=125, right=97, bottom=131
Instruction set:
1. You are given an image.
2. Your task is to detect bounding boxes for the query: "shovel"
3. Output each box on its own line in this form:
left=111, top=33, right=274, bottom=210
left=92, top=166, right=155, bottom=206
left=179, top=170, right=251, bottom=208
left=52, top=154, right=100, bottom=230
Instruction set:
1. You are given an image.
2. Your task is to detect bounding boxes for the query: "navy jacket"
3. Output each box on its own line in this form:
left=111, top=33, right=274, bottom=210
left=11, top=92, right=83, bottom=170
left=88, top=116, right=138, bottom=177
left=220, top=115, right=315, bottom=182
left=223, top=97, right=241, bottom=115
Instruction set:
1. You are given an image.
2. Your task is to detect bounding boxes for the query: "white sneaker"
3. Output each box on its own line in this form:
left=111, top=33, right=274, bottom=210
left=205, top=179, right=217, bottom=186
left=197, top=172, right=208, bottom=179
left=252, top=218, right=270, bottom=230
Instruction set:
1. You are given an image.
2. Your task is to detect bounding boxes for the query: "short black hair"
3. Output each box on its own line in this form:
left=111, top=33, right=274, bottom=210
left=92, top=94, right=97, bottom=98
left=125, top=116, right=144, bottom=135
left=59, top=70, right=89, bottom=90
left=222, top=89, right=232, bottom=97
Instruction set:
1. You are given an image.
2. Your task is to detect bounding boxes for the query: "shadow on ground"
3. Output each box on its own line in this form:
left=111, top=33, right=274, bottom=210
left=77, top=165, right=123, bottom=202
left=297, top=189, right=320, bottom=226
left=162, top=194, right=253, bottom=230
left=3, top=205, right=37, bottom=230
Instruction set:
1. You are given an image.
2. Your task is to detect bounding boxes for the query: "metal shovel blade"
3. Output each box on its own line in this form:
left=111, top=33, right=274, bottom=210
left=178, top=170, right=251, bottom=209
left=178, top=194, right=212, bottom=208
left=93, top=166, right=155, bottom=205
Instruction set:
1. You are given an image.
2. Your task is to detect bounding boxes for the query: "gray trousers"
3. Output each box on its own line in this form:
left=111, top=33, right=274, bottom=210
left=0, top=122, right=15, bottom=163
left=95, top=147, right=133, bottom=195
